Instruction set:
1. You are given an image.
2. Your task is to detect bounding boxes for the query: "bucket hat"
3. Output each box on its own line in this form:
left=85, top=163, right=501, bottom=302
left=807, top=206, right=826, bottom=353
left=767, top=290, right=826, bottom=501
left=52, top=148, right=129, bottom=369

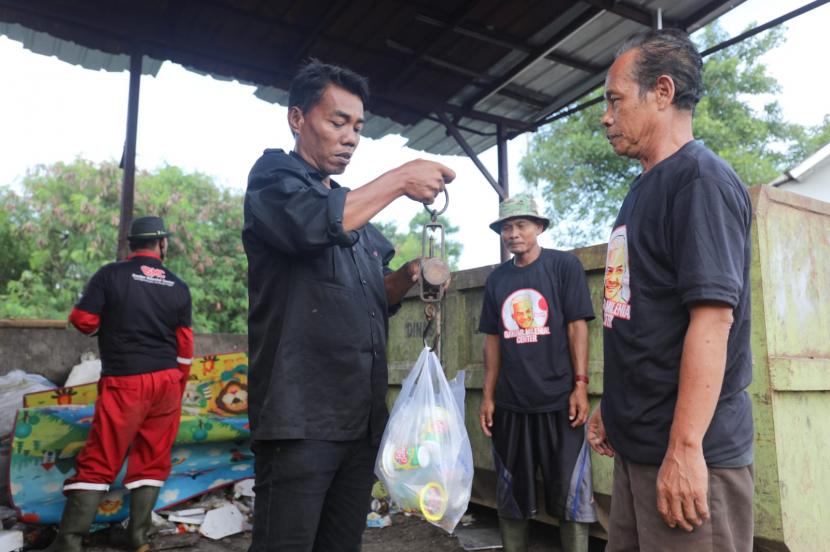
left=489, top=194, right=549, bottom=233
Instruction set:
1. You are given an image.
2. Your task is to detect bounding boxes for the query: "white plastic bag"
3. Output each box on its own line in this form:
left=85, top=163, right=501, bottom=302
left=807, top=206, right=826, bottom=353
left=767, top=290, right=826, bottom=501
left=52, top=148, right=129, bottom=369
left=64, top=351, right=102, bottom=387
left=375, top=347, right=473, bottom=533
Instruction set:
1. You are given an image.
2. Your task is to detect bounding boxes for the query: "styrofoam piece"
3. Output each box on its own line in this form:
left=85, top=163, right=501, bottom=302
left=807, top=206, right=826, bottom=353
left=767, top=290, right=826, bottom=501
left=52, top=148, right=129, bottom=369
left=0, top=529, right=23, bottom=552
left=199, top=504, right=246, bottom=540
left=167, top=513, right=205, bottom=525
left=167, top=507, right=205, bottom=517
left=234, top=478, right=255, bottom=498
left=151, top=511, right=173, bottom=528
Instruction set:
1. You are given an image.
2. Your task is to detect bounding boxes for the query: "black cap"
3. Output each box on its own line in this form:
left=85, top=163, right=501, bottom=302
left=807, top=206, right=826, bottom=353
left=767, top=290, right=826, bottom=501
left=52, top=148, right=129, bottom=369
left=128, top=216, right=169, bottom=239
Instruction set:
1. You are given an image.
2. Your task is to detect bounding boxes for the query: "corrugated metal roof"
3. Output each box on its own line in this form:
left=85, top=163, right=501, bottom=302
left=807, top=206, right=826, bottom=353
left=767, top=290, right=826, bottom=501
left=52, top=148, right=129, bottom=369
left=0, top=0, right=744, bottom=156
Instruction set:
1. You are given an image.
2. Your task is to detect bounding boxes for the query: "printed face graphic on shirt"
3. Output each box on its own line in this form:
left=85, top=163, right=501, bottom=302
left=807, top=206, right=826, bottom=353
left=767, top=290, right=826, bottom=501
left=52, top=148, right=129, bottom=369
left=603, top=226, right=631, bottom=328
left=501, top=289, right=551, bottom=344
left=511, top=295, right=536, bottom=329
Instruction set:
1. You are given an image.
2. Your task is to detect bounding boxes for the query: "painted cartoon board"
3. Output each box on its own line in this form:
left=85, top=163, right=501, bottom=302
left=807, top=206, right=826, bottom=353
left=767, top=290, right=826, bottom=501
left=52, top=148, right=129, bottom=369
left=23, top=352, right=249, bottom=417
left=10, top=352, right=251, bottom=524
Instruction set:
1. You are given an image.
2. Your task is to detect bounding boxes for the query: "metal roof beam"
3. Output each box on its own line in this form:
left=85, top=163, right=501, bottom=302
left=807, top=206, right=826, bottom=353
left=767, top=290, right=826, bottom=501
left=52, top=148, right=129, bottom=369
left=680, top=0, right=740, bottom=32
left=289, top=0, right=349, bottom=67
left=383, top=95, right=532, bottom=130
left=436, top=111, right=505, bottom=199
left=579, top=0, right=671, bottom=28
left=0, top=1, right=295, bottom=85
left=414, top=12, right=602, bottom=73
left=387, top=0, right=478, bottom=90
left=385, top=39, right=557, bottom=108
left=462, top=6, right=602, bottom=111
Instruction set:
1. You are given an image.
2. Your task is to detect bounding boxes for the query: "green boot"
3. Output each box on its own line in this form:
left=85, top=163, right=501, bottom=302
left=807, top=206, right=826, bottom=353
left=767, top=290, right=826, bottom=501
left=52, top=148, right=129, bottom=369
left=40, top=489, right=104, bottom=552
left=498, top=517, right=529, bottom=552
left=127, top=486, right=161, bottom=552
left=559, top=520, right=591, bottom=552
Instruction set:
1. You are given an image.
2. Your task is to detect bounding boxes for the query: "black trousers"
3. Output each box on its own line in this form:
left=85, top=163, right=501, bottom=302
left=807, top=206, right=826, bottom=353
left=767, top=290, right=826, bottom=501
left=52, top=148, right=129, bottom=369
left=491, top=408, right=584, bottom=520
left=248, top=438, right=378, bottom=552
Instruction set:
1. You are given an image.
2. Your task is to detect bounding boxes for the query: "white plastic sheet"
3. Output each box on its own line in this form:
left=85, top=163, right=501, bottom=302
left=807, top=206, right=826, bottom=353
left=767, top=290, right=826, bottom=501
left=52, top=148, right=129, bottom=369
left=375, top=347, right=473, bottom=533
left=63, top=351, right=102, bottom=387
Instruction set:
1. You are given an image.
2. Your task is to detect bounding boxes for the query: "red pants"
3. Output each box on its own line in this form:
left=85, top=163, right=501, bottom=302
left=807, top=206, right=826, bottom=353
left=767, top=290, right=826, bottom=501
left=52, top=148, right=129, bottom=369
left=64, top=368, right=183, bottom=492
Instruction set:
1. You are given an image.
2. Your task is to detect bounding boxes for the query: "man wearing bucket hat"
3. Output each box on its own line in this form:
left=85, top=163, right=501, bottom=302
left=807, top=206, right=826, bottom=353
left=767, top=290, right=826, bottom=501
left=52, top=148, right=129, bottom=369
left=41, top=216, right=193, bottom=552
left=478, top=194, right=597, bottom=552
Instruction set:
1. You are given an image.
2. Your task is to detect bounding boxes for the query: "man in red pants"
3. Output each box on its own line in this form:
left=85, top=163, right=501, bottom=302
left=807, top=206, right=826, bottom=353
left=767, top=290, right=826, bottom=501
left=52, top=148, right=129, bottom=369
left=42, top=216, right=193, bottom=552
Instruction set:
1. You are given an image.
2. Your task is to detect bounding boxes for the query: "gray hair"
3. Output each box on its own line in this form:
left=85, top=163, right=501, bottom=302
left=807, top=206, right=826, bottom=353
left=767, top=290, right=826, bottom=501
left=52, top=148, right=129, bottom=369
left=616, top=28, right=703, bottom=112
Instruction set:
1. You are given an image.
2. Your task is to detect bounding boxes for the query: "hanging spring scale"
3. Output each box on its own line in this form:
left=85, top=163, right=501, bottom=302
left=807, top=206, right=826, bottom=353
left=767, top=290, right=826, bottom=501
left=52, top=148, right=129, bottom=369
left=420, top=189, right=451, bottom=355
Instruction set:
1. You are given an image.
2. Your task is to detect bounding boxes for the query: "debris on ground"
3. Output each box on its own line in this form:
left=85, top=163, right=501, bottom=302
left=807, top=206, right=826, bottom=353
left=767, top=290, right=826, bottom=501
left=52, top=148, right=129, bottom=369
left=366, top=480, right=394, bottom=528
left=0, top=529, right=23, bottom=552
left=199, top=504, right=248, bottom=540
left=152, top=482, right=254, bottom=540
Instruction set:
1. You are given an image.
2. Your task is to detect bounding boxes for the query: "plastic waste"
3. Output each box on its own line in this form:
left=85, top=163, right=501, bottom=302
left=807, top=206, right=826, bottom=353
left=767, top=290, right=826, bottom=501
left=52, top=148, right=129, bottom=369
left=375, top=347, right=473, bottom=533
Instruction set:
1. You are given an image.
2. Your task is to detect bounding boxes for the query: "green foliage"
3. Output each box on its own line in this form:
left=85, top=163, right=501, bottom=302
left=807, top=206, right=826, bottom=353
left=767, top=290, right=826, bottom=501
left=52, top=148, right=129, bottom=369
left=0, top=159, right=247, bottom=333
left=788, top=115, right=830, bottom=162
left=375, top=211, right=462, bottom=271
left=520, top=23, right=830, bottom=248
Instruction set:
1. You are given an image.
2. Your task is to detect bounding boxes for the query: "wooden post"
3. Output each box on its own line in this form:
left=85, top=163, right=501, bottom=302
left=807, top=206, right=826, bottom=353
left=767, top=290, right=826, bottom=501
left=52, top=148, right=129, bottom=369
left=116, top=52, right=142, bottom=260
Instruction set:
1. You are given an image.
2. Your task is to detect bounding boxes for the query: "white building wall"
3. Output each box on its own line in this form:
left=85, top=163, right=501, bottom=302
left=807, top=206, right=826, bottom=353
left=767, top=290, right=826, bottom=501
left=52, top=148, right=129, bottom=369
left=777, top=159, right=830, bottom=204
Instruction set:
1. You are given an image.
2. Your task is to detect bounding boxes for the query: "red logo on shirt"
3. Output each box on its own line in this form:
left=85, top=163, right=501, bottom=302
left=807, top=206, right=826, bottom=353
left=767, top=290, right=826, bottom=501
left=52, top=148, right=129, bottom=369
left=140, top=265, right=166, bottom=279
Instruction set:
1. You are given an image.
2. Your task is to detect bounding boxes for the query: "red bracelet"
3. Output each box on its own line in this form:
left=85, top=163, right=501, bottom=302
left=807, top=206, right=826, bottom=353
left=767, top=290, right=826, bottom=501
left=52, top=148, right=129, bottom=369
left=574, top=374, right=589, bottom=385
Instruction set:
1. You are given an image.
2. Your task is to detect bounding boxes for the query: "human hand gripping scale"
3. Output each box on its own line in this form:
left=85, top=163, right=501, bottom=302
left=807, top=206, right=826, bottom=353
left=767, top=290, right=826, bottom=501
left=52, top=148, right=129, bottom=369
left=375, top=347, right=473, bottom=533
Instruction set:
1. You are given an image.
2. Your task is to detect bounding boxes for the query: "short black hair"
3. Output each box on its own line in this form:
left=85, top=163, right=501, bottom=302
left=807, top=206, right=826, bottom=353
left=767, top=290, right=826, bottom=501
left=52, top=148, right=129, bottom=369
left=616, top=28, right=703, bottom=112
left=128, top=237, right=162, bottom=252
left=288, top=59, right=370, bottom=114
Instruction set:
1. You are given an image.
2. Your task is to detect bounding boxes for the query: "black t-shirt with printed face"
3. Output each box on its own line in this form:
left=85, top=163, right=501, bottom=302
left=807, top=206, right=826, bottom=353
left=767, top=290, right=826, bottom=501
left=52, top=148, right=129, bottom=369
left=601, top=140, right=754, bottom=467
left=479, top=249, right=595, bottom=413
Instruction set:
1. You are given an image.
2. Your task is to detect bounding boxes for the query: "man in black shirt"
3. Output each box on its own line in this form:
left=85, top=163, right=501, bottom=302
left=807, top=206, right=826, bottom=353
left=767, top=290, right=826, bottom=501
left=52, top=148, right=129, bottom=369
left=42, top=216, right=193, bottom=552
left=243, top=60, right=455, bottom=552
left=587, top=30, right=754, bottom=551
left=479, top=194, right=596, bottom=552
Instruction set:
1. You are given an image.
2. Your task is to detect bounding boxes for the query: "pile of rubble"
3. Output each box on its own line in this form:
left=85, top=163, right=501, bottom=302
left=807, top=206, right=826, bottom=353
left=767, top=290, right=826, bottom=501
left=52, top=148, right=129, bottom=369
left=0, top=479, right=255, bottom=551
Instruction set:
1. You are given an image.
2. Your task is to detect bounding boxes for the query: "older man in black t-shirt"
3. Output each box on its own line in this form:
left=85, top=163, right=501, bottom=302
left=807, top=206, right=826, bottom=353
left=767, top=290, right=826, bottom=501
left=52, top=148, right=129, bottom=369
left=587, top=30, right=754, bottom=552
left=479, top=194, right=596, bottom=552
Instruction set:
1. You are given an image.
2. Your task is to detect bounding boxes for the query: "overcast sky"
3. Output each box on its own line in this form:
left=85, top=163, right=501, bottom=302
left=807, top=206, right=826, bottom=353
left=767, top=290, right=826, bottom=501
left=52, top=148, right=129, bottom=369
left=1, top=1, right=828, bottom=269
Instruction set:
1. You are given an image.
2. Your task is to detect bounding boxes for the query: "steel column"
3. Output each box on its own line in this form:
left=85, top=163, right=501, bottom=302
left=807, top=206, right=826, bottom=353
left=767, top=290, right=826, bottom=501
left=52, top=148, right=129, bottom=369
left=116, top=52, right=142, bottom=261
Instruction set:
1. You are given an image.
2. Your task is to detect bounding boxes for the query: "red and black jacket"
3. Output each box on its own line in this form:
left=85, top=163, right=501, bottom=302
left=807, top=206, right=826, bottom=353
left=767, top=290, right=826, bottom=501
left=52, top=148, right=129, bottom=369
left=69, top=252, right=193, bottom=377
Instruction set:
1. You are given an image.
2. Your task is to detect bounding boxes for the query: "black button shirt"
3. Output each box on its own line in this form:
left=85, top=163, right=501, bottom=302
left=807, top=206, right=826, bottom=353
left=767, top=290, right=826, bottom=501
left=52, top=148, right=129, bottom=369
left=243, top=149, right=397, bottom=443
left=76, top=254, right=192, bottom=376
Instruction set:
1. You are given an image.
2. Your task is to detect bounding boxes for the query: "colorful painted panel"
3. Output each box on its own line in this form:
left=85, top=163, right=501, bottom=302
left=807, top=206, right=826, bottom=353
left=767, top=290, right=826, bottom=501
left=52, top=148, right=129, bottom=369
left=24, top=384, right=97, bottom=408
left=11, top=352, right=252, bottom=524
left=23, top=351, right=249, bottom=417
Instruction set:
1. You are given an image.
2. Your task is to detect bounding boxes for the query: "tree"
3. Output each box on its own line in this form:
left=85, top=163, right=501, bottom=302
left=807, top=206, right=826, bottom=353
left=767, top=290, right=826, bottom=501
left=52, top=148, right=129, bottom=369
left=0, top=159, right=248, bottom=333
left=788, top=115, right=830, bottom=163
left=520, top=23, right=830, bottom=248
left=375, top=211, right=463, bottom=271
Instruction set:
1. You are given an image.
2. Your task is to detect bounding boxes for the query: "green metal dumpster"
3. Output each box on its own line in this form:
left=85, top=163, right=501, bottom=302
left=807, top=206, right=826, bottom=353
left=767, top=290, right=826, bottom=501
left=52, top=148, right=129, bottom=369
left=386, top=185, right=829, bottom=552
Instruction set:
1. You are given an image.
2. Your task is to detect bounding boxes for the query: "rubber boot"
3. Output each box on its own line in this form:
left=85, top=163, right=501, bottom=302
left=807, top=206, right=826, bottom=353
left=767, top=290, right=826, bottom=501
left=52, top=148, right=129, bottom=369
left=39, top=489, right=104, bottom=552
left=559, top=520, right=591, bottom=552
left=128, top=486, right=161, bottom=552
left=498, top=517, right=529, bottom=552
